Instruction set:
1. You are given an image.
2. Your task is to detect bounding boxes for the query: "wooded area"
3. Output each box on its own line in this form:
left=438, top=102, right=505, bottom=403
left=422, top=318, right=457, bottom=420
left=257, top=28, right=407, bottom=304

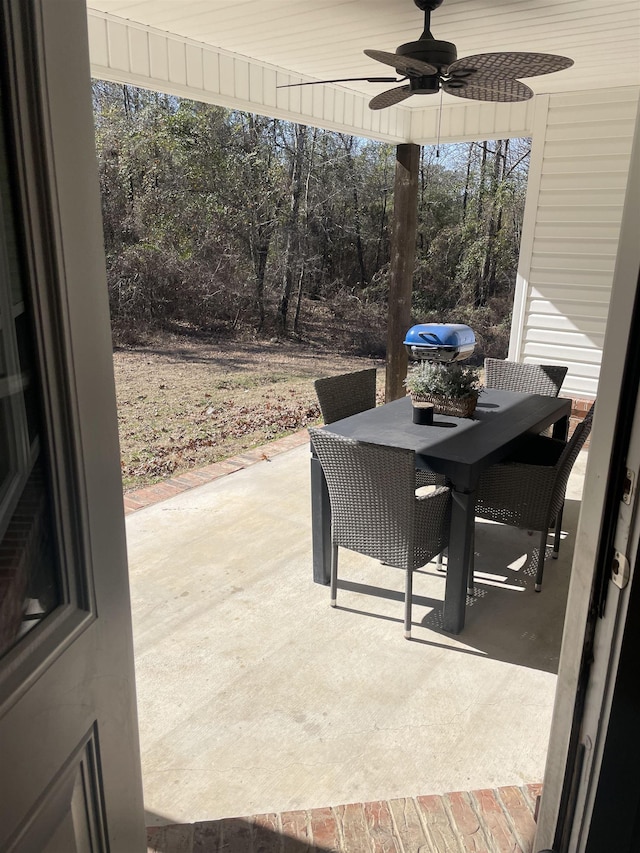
left=93, top=81, right=530, bottom=361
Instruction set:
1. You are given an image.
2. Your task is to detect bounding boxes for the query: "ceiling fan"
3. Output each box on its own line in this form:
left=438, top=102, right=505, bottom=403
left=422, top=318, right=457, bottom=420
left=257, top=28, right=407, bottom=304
left=277, top=0, right=573, bottom=110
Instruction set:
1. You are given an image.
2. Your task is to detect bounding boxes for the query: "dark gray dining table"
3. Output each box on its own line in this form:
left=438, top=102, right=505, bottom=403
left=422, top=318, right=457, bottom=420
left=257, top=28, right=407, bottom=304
left=310, top=388, right=571, bottom=634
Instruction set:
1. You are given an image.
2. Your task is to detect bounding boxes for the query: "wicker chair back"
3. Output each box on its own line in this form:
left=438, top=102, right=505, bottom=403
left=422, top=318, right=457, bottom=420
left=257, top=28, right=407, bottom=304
left=484, top=359, right=568, bottom=396
left=549, top=401, right=595, bottom=519
left=314, top=368, right=377, bottom=424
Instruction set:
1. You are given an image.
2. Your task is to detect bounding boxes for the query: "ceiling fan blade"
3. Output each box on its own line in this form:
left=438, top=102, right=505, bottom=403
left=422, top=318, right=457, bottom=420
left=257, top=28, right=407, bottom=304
left=364, top=49, right=437, bottom=78
left=443, top=78, right=534, bottom=102
left=277, top=76, right=402, bottom=89
left=369, top=86, right=413, bottom=110
left=447, top=52, right=574, bottom=82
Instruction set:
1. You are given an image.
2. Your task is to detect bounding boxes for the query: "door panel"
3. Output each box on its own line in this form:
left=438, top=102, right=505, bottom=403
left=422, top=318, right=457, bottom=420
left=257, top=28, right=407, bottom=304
left=0, top=1, right=145, bottom=848
left=9, top=731, right=107, bottom=853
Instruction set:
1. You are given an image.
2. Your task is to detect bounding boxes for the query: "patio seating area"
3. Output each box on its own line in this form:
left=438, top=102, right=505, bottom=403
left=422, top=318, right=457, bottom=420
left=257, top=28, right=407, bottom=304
left=126, top=432, right=588, bottom=828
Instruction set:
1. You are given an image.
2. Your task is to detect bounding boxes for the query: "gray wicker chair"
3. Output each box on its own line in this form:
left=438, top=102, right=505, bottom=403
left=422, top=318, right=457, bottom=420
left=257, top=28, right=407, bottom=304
left=308, top=427, right=451, bottom=639
left=484, top=358, right=568, bottom=396
left=314, top=368, right=377, bottom=424
left=474, top=402, right=595, bottom=591
left=314, top=368, right=445, bottom=488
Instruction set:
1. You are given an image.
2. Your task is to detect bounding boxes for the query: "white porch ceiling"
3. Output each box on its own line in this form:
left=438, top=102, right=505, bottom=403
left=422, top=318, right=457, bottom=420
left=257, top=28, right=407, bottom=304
left=87, top=1, right=640, bottom=142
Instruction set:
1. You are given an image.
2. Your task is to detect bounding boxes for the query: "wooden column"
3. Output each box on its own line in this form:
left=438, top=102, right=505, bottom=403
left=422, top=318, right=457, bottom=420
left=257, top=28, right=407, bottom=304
left=385, top=143, right=420, bottom=402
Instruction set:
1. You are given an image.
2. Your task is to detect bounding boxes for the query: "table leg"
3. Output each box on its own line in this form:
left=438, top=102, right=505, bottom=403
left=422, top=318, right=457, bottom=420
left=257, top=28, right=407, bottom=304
left=443, top=489, right=476, bottom=634
left=311, top=454, right=332, bottom=585
left=552, top=414, right=569, bottom=441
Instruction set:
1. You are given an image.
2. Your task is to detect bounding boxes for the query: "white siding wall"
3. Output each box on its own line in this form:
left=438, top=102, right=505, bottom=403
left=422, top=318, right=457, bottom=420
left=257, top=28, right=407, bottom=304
left=87, top=10, right=412, bottom=144
left=409, top=98, right=534, bottom=144
left=87, top=9, right=537, bottom=146
left=509, top=87, right=640, bottom=399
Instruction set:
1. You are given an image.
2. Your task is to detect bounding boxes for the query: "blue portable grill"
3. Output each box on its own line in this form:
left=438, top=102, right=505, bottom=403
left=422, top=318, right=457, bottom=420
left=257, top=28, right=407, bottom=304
left=404, top=323, right=475, bottom=363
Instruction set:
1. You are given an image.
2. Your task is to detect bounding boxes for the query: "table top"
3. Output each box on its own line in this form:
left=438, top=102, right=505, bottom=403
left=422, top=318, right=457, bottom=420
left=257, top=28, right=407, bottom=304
left=321, top=389, right=572, bottom=490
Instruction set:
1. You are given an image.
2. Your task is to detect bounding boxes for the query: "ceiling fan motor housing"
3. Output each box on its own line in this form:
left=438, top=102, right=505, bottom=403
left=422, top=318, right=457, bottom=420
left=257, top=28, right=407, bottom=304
left=408, top=75, right=440, bottom=96
left=396, top=39, right=457, bottom=70
left=413, top=0, right=444, bottom=11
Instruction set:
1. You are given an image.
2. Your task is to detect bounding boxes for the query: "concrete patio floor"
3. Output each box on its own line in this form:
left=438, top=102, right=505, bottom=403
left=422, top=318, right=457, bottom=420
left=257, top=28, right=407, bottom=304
left=125, top=436, right=588, bottom=828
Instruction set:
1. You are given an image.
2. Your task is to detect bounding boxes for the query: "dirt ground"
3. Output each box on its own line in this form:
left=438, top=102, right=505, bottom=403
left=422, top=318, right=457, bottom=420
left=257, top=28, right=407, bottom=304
left=113, top=333, right=385, bottom=491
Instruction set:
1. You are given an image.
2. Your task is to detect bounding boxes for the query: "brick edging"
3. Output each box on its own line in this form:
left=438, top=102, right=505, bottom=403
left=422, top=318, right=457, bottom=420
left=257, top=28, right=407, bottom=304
left=123, top=429, right=310, bottom=515
left=571, top=397, right=594, bottom=419
left=146, top=782, right=543, bottom=852
left=125, top=396, right=593, bottom=515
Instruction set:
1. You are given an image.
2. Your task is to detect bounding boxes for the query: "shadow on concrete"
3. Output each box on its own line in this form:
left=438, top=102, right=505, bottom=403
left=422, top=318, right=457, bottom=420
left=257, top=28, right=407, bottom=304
left=334, top=498, right=580, bottom=674
left=145, top=810, right=179, bottom=827
left=146, top=816, right=333, bottom=852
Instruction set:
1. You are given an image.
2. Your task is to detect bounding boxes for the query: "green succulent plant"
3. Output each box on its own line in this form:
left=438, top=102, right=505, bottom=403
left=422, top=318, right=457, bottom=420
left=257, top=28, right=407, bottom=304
left=404, top=361, right=481, bottom=400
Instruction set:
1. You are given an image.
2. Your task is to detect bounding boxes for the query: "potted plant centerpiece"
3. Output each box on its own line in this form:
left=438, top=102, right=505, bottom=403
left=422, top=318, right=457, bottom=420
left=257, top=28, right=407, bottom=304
left=404, top=361, right=481, bottom=419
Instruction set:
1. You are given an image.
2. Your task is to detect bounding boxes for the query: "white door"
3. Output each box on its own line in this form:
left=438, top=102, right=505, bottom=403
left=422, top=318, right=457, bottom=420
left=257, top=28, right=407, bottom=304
left=0, top=1, right=145, bottom=849
left=535, top=109, right=640, bottom=850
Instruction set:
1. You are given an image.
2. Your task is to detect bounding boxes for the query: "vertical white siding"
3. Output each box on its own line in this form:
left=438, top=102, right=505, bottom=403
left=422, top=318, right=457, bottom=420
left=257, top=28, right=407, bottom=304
left=87, top=10, right=412, bottom=144
left=410, top=98, right=534, bottom=144
left=510, top=87, right=640, bottom=399
left=88, top=9, right=539, bottom=147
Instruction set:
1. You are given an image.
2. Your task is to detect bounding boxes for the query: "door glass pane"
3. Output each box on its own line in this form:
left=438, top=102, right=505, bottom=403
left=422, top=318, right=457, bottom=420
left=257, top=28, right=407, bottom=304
left=0, top=104, right=61, bottom=658
left=0, top=316, right=5, bottom=376
left=0, top=398, right=11, bottom=488
left=0, top=460, right=57, bottom=651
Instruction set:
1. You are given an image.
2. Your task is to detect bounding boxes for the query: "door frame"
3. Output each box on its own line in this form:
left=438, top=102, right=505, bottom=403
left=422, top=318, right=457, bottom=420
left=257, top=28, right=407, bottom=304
left=0, top=0, right=145, bottom=848
left=535, top=106, right=640, bottom=851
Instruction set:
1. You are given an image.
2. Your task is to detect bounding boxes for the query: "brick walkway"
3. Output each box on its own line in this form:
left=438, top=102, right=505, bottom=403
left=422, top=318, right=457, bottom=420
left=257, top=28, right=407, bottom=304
left=123, top=429, right=310, bottom=514
left=147, top=783, right=542, bottom=852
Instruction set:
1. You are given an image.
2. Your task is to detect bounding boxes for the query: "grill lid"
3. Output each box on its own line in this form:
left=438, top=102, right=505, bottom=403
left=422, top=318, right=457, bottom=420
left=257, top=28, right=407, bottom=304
left=404, top=323, right=475, bottom=362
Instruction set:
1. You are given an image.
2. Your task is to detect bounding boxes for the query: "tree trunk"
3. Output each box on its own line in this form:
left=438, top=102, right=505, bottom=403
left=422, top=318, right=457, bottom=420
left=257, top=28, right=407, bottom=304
left=277, top=124, right=307, bottom=335
left=293, top=129, right=317, bottom=333
left=375, top=183, right=389, bottom=271
left=385, top=143, right=420, bottom=402
left=480, top=139, right=507, bottom=303
left=462, top=144, right=473, bottom=224
left=346, top=138, right=368, bottom=287
left=244, top=114, right=279, bottom=331
left=353, top=182, right=368, bottom=286
left=251, top=231, right=270, bottom=331
left=473, top=141, right=490, bottom=306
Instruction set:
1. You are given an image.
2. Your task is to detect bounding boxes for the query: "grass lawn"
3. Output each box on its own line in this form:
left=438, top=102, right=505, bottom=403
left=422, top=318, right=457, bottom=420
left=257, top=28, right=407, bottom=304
left=113, top=332, right=384, bottom=491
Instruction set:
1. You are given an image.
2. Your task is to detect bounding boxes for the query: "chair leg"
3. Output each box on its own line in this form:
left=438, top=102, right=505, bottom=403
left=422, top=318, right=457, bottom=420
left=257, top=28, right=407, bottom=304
left=404, top=567, right=413, bottom=640
left=436, top=550, right=445, bottom=571
left=466, top=524, right=475, bottom=595
left=467, top=549, right=475, bottom=596
left=330, top=542, right=338, bottom=606
left=535, top=529, right=548, bottom=592
left=552, top=504, right=564, bottom=560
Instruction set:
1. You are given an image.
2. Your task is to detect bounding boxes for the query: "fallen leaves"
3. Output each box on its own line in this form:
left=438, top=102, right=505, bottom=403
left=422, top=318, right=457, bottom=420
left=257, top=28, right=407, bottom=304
left=113, top=334, right=381, bottom=491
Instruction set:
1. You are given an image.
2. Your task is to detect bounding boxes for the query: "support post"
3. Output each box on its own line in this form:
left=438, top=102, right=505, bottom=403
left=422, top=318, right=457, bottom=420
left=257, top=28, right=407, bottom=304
left=385, top=143, right=420, bottom=402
